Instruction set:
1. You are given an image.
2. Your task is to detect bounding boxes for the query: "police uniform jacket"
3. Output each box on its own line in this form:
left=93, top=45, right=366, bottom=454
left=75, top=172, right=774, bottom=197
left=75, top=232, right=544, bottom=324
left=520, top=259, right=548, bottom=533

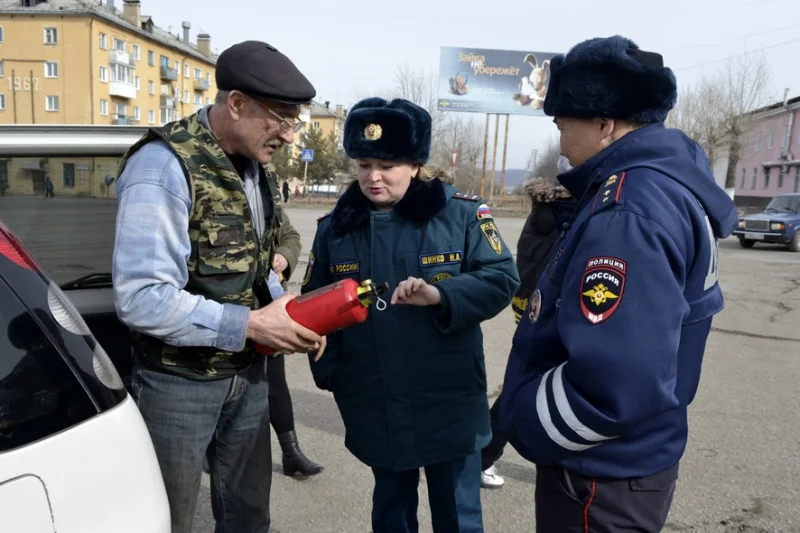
left=499, top=123, right=738, bottom=480
left=302, top=177, right=520, bottom=471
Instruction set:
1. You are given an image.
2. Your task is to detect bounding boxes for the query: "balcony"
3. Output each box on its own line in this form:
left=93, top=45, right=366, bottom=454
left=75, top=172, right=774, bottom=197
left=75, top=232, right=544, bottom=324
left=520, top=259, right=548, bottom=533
left=160, top=95, right=176, bottom=108
left=109, top=49, right=135, bottom=67
left=109, top=80, right=137, bottom=100
left=160, top=66, right=178, bottom=81
left=113, top=115, right=129, bottom=125
left=193, top=78, right=210, bottom=91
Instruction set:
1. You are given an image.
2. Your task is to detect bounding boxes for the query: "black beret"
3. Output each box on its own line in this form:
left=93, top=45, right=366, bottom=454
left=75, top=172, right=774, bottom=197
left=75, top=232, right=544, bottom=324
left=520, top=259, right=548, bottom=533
left=543, top=35, right=677, bottom=123
left=343, top=98, right=432, bottom=164
left=215, top=40, right=316, bottom=105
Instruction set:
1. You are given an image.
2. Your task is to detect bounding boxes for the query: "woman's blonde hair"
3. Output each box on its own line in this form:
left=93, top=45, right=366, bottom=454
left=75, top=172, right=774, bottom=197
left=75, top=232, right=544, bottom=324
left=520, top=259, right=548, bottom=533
left=417, top=165, right=454, bottom=184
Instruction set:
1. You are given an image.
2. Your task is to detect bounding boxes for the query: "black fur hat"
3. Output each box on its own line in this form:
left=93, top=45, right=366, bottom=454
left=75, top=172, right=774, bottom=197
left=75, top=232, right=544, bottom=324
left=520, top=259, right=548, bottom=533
left=343, top=97, right=432, bottom=164
left=543, top=35, right=677, bottom=123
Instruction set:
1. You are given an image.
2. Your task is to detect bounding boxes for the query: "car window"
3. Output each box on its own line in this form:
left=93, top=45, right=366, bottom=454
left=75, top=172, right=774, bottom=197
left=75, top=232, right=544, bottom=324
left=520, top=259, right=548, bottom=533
left=0, top=156, right=120, bottom=287
left=0, top=280, right=98, bottom=452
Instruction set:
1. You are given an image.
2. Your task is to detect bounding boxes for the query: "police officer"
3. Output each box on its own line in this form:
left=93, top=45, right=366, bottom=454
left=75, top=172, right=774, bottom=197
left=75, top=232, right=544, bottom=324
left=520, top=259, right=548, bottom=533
left=302, top=97, right=520, bottom=533
left=113, top=41, right=323, bottom=532
left=498, top=35, right=738, bottom=532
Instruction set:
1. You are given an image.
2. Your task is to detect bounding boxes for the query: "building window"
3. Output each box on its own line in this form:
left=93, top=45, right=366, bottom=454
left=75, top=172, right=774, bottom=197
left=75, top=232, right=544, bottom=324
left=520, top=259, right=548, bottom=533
left=99, top=33, right=107, bottom=49
left=44, top=27, right=58, bottom=44
left=100, top=99, right=108, bottom=115
left=173, top=60, right=179, bottom=71
left=795, top=167, right=800, bottom=193
left=148, top=80, right=155, bottom=95
left=764, top=168, right=770, bottom=189
left=206, top=72, right=211, bottom=83
left=778, top=169, right=785, bottom=190
left=110, top=64, right=133, bottom=84
left=135, top=76, right=140, bottom=90
left=0, top=27, right=4, bottom=43
left=63, top=163, right=75, bottom=188
left=45, top=95, right=59, bottom=112
left=133, top=106, right=140, bottom=121
left=0, top=94, right=5, bottom=110
left=99, top=65, right=108, bottom=82
left=740, top=168, right=746, bottom=189
left=184, top=64, right=190, bottom=78
left=313, top=121, right=320, bottom=129
left=148, top=109, right=155, bottom=124
left=751, top=168, right=757, bottom=189
left=113, top=38, right=125, bottom=52
left=148, top=50, right=155, bottom=66
left=160, top=55, right=169, bottom=67
left=183, top=90, right=189, bottom=103
left=755, top=132, right=761, bottom=151
left=767, top=130, right=774, bottom=149
left=206, top=97, right=211, bottom=105
left=44, top=62, right=58, bottom=78
left=194, top=94, right=202, bottom=105
left=132, top=44, right=140, bottom=60
left=115, top=102, right=126, bottom=119
left=194, top=68, right=201, bottom=79
left=0, top=61, right=5, bottom=77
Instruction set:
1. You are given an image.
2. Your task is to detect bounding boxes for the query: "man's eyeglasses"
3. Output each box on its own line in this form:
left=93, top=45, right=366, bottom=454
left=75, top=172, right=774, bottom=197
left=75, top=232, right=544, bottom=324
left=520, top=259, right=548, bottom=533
left=252, top=98, right=305, bottom=133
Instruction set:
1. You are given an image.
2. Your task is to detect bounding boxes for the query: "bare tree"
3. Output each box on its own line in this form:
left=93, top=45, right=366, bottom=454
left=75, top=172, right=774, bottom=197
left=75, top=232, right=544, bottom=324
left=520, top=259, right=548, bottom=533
left=525, top=136, right=561, bottom=182
left=669, top=76, right=726, bottom=168
left=720, top=53, right=772, bottom=198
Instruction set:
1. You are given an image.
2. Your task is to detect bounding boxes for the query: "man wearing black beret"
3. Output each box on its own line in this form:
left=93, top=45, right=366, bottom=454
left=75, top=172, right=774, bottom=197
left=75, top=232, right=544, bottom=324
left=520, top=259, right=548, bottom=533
left=498, top=35, right=738, bottom=531
left=113, top=40, right=323, bottom=532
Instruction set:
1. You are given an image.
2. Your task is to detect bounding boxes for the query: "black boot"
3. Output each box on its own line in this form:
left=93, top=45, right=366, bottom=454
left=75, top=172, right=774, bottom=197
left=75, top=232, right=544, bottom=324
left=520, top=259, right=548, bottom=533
left=278, top=430, right=324, bottom=477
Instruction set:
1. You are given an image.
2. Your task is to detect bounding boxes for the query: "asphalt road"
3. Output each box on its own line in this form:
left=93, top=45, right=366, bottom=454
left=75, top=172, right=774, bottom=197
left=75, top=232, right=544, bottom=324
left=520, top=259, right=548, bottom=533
left=2, top=197, right=799, bottom=532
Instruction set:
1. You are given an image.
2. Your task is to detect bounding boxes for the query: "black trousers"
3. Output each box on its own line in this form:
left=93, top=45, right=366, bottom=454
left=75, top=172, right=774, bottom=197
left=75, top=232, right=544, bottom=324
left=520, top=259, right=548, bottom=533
left=534, top=463, right=679, bottom=533
left=266, top=354, right=294, bottom=434
left=480, top=396, right=508, bottom=471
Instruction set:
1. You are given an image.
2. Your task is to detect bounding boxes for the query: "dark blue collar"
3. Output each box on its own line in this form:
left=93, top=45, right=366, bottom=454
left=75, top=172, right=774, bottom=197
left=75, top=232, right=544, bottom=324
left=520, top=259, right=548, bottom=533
left=557, top=122, right=665, bottom=200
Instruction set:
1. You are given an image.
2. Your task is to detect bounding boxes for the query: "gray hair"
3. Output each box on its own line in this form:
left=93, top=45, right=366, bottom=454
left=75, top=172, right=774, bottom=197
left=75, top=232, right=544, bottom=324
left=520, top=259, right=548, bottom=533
left=214, top=89, right=260, bottom=112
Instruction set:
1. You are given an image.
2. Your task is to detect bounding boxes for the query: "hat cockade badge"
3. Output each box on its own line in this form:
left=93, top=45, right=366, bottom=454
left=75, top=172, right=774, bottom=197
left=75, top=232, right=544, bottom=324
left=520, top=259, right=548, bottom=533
left=364, top=123, right=383, bottom=141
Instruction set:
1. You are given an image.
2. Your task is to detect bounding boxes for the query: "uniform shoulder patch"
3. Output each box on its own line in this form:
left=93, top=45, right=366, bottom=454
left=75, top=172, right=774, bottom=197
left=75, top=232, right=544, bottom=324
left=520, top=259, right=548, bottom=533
left=301, top=251, right=315, bottom=286
left=476, top=203, right=493, bottom=220
left=453, top=191, right=480, bottom=202
left=591, top=172, right=627, bottom=214
left=479, top=221, right=503, bottom=255
left=580, top=256, right=626, bottom=324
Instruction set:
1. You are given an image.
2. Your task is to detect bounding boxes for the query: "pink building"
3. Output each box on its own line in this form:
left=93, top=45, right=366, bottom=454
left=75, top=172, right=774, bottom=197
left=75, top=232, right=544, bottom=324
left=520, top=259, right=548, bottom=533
left=730, top=93, right=800, bottom=206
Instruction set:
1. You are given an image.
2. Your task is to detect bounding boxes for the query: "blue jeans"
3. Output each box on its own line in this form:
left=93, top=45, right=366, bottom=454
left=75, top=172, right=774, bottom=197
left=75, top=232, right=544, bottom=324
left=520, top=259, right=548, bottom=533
left=371, top=450, right=484, bottom=533
left=131, top=357, right=272, bottom=533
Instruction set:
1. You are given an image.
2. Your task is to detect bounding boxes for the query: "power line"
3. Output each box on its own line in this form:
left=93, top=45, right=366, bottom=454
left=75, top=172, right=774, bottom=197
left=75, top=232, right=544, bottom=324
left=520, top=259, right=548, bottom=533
left=665, top=22, right=800, bottom=52
left=675, top=36, right=800, bottom=71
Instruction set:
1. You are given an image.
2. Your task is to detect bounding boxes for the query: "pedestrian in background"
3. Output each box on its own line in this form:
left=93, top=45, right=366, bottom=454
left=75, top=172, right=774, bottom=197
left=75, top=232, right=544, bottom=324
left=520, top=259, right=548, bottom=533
left=481, top=164, right=575, bottom=489
left=302, top=97, right=519, bottom=533
left=498, top=35, right=737, bottom=532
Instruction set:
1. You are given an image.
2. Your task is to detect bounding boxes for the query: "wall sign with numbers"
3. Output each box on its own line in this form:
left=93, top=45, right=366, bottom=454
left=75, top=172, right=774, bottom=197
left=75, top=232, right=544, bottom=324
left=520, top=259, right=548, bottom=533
left=8, top=76, right=41, bottom=92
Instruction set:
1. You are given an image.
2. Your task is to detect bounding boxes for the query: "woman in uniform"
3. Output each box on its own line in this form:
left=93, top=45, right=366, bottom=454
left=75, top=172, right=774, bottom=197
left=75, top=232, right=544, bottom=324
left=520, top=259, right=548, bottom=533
left=301, top=97, right=519, bottom=533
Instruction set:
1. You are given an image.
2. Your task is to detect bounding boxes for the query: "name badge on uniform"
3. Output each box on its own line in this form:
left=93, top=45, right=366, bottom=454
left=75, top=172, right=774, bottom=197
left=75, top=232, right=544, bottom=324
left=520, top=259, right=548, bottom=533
left=419, top=251, right=463, bottom=266
left=330, top=261, right=360, bottom=275
left=529, top=289, right=542, bottom=323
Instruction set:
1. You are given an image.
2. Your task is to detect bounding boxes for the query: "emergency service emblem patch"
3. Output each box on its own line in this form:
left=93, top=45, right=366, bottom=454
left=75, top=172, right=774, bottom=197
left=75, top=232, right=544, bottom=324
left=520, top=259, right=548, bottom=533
left=476, top=203, right=493, bottom=220
left=301, top=252, right=315, bottom=286
left=528, top=289, right=542, bottom=323
left=580, top=257, right=626, bottom=324
left=480, top=221, right=502, bottom=255
left=429, top=272, right=453, bottom=284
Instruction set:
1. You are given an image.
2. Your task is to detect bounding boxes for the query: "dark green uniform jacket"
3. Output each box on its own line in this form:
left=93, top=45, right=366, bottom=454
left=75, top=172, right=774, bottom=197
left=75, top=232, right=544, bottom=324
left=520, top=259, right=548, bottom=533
left=301, top=178, right=520, bottom=471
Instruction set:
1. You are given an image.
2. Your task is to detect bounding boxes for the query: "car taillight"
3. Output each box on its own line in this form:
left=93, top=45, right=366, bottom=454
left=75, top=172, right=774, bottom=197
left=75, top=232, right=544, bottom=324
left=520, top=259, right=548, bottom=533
left=0, top=223, right=41, bottom=271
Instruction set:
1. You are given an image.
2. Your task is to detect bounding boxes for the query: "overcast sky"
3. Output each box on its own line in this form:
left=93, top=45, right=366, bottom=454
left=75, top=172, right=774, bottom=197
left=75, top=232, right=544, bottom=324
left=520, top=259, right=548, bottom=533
left=142, top=0, right=800, bottom=169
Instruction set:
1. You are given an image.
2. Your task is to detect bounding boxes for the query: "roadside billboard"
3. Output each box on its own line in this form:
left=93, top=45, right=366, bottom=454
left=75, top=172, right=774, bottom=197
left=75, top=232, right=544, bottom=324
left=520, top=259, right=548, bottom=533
left=437, top=46, right=560, bottom=116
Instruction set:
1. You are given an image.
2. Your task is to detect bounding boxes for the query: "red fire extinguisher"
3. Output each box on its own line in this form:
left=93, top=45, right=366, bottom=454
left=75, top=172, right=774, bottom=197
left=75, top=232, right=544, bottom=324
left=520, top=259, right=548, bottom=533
left=254, top=278, right=389, bottom=356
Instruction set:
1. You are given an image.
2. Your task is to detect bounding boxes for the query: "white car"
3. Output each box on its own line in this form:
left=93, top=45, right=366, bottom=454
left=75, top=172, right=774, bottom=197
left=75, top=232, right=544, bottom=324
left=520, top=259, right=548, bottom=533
left=0, top=213, right=170, bottom=531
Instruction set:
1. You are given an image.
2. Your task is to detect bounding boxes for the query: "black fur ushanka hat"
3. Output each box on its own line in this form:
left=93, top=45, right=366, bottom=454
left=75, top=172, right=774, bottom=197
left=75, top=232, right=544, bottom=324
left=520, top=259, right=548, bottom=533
left=543, top=35, right=677, bottom=123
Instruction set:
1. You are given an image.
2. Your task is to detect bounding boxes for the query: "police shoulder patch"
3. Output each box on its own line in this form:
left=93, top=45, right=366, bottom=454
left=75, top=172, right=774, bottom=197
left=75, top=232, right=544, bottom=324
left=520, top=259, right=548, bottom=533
left=591, top=171, right=627, bottom=214
left=580, top=256, right=627, bottom=324
left=479, top=221, right=502, bottom=255
left=453, top=191, right=480, bottom=202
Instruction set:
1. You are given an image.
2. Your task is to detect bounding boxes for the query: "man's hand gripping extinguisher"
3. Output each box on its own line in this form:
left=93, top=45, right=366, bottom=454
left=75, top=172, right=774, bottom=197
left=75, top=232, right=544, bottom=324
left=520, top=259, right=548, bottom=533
left=254, top=278, right=390, bottom=356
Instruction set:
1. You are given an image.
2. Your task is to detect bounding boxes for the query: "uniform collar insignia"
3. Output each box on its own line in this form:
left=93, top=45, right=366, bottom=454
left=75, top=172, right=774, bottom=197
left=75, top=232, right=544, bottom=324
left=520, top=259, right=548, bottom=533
left=331, top=179, right=448, bottom=236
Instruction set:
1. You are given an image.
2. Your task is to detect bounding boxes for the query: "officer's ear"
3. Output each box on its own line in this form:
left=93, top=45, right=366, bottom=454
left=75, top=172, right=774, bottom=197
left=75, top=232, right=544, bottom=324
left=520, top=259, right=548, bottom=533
left=598, top=118, right=616, bottom=144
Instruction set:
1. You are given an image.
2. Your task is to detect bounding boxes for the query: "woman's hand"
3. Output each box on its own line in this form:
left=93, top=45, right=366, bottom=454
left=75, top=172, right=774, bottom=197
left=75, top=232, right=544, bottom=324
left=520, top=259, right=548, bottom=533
left=391, top=277, right=442, bottom=307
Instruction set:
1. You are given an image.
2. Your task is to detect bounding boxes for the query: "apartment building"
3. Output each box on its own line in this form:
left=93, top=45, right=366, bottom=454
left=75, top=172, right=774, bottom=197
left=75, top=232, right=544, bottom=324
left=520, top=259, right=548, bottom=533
left=0, top=0, right=218, bottom=126
left=309, top=100, right=346, bottom=145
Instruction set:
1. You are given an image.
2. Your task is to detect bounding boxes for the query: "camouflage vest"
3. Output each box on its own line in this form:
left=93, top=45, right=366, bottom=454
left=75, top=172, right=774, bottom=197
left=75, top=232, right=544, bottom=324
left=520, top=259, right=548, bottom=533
left=118, top=113, right=282, bottom=380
